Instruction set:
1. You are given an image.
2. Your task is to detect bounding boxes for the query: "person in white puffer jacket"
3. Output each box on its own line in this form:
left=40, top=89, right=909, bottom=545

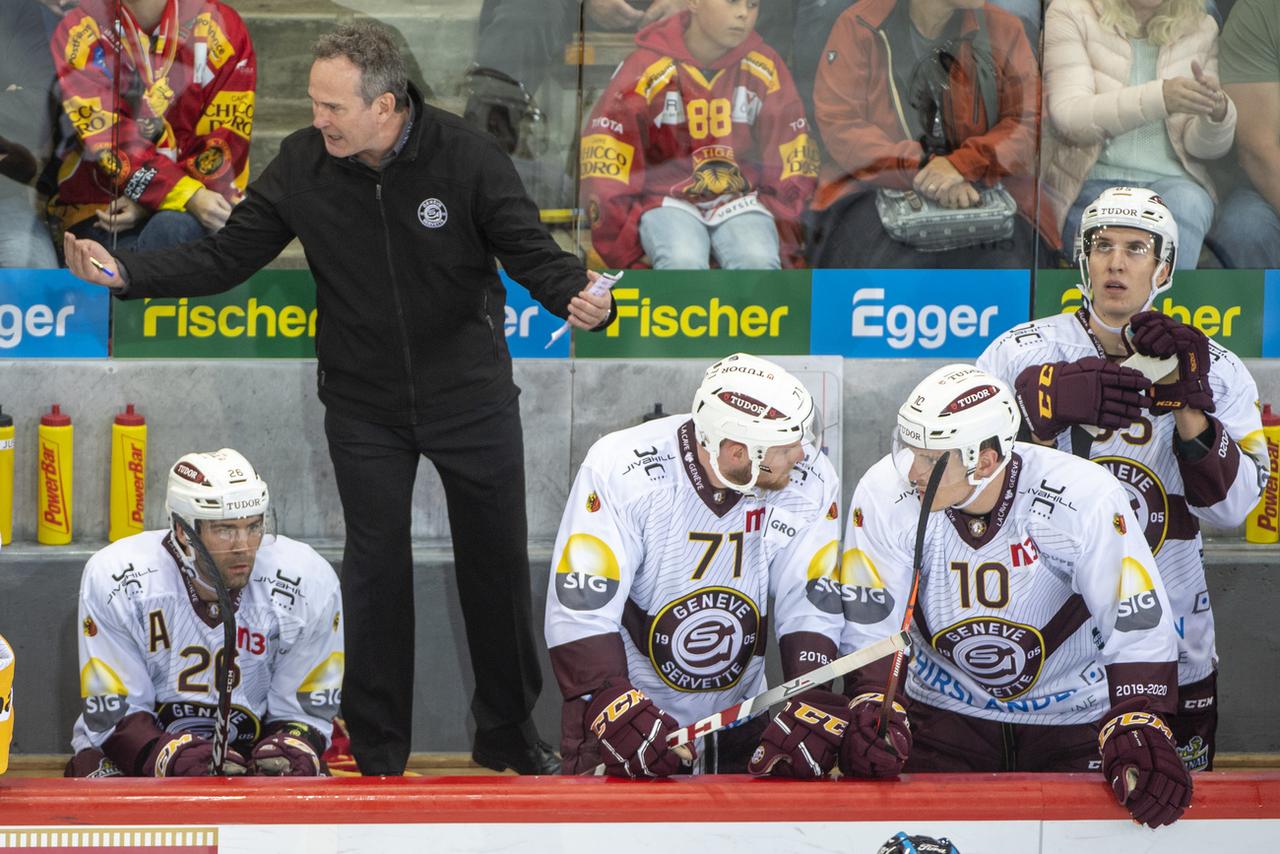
left=1040, top=0, right=1237, bottom=268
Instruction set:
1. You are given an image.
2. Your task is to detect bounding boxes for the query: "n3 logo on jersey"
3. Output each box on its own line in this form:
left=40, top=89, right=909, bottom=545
left=1116, top=558, right=1163, bottom=632
left=555, top=533, right=621, bottom=611
left=649, top=587, right=760, bottom=693
left=931, top=618, right=1046, bottom=700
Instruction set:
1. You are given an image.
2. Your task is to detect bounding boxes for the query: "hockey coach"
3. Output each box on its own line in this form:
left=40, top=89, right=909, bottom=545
left=65, top=20, right=614, bottom=776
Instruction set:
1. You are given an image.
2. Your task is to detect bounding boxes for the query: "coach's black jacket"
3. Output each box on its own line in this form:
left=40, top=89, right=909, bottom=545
left=116, top=85, right=595, bottom=425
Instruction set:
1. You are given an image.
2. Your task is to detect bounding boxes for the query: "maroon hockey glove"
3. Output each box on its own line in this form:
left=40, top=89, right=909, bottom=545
left=1014, top=358, right=1149, bottom=440
left=585, top=678, right=690, bottom=778
left=749, top=690, right=850, bottom=779
left=838, top=692, right=911, bottom=779
left=251, top=726, right=325, bottom=776
left=1099, top=711, right=1192, bottom=828
left=144, top=733, right=248, bottom=777
left=1128, top=311, right=1215, bottom=413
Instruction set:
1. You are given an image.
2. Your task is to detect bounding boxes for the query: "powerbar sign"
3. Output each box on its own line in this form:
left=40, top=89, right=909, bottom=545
left=809, top=269, right=1029, bottom=357
left=0, top=269, right=109, bottom=357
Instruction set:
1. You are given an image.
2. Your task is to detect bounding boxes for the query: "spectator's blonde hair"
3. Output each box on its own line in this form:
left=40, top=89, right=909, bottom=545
left=1097, top=0, right=1207, bottom=47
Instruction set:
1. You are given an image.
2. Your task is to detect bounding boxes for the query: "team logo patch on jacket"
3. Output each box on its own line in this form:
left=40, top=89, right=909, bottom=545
left=586, top=491, right=601, bottom=513
left=678, top=145, right=747, bottom=198
left=418, top=198, right=448, bottom=228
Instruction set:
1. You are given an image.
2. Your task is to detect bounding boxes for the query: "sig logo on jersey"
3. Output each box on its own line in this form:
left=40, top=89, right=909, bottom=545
left=298, top=652, right=344, bottom=719
left=1095, top=457, right=1169, bottom=554
left=650, top=587, right=760, bottom=692
left=931, top=617, right=1046, bottom=700
left=555, top=533, right=621, bottom=610
left=839, top=548, right=894, bottom=624
left=1116, top=557, right=1163, bottom=632
left=804, top=540, right=843, bottom=614
left=79, top=658, right=129, bottom=733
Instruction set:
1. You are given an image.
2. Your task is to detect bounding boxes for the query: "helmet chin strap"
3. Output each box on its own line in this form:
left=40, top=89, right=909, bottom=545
left=705, top=446, right=764, bottom=496
left=950, top=455, right=1011, bottom=511
left=173, top=518, right=219, bottom=600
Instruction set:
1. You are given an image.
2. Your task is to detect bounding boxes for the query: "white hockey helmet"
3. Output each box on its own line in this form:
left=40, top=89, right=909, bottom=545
left=692, top=353, right=816, bottom=494
left=166, top=449, right=270, bottom=591
left=1076, top=186, right=1178, bottom=310
left=895, top=365, right=1020, bottom=502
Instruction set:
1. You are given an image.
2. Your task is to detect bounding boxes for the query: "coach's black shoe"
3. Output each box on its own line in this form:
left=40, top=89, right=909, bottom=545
left=471, top=739, right=561, bottom=775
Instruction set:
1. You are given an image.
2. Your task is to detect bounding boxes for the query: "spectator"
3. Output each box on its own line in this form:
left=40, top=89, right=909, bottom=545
left=1040, top=0, right=1235, bottom=269
left=809, top=0, right=1048, bottom=269
left=0, top=0, right=59, bottom=268
left=581, top=0, right=818, bottom=270
left=1208, top=0, right=1279, bottom=268
left=48, top=0, right=256, bottom=252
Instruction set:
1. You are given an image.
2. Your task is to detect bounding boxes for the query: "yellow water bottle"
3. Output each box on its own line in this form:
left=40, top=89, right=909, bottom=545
left=1245, top=404, right=1280, bottom=544
left=109, top=404, right=147, bottom=542
left=37, top=404, right=73, bottom=545
left=0, top=407, right=13, bottom=546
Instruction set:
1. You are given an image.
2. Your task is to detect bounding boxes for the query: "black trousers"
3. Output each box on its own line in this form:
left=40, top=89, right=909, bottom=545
left=326, top=397, right=543, bottom=775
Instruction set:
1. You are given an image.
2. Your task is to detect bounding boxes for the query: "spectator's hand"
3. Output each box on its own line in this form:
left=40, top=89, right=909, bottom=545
left=586, top=0, right=644, bottom=30
left=568, top=270, right=613, bottom=330
left=1191, top=61, right=1229, bottom=123
left=64, top=233, right=127, bottom=289
left=913, top=156, right=965, bottom=201
left=94, top=196, right=145, bottom=234
left=640, top=0, right=685, bottom=26
left=1162, top=76, right=1218, bottom=117
left=937, top=181, right=981, bottom=209
left=186, top=187, right=234, bottom=232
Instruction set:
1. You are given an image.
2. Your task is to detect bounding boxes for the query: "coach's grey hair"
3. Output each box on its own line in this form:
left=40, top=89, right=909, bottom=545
left=313, top=21, right=409, bottom=110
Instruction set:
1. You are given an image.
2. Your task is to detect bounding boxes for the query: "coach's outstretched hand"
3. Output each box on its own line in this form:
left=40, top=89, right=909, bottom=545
left=839, top=692, right=911, bottom=778
left=63, top=232, right=126, bottom=289
left=1099, top=710, right=1192, bottom=827
left=586, top=677, right=691, bottom=778
left=145, top=733, right=248, bottom=777
left=749, top=689, right=850, bottom=779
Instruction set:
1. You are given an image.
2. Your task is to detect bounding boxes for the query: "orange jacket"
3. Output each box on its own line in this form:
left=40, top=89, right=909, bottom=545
left=813, top=0, right=1054, bottom=244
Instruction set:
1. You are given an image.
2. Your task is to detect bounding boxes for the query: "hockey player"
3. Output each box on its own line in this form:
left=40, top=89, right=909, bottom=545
left=978, top=186, right=1268, bottom=771
left=66, top=449, right=344, bottom=778
left=839, top=365, right=1190, bottom=828
left=545, top=353, right=849, bottom=777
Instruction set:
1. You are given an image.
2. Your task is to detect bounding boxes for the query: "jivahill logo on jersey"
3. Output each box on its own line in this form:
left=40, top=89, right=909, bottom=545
left=1116, top=557, right=1163, bottom=631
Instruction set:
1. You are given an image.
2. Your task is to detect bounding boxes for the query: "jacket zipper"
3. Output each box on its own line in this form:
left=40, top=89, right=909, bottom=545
left=376, top=181, right=419, bottom=420
left=482, top=291, right=500, bottom=360
left=866, top=23, right=913, bottom=141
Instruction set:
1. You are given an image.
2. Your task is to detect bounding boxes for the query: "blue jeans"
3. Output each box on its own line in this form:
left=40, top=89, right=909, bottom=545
left=70, top=209, right=207, bottom=252
left=638, top=206, right=781, bottom=270
left=1063, top=177, right=1213, bottom=269
left=0, top=190, right=57, bottom=268
left=1206, top=187, right=1280, bottom=269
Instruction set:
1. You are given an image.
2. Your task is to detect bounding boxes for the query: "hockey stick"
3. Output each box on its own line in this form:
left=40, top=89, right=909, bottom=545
left=669, top=630, right=910, bottom=749
left=172, top=515, right=238, bottom=775
left=877, top=454, right=949, bottom=740
left=588, top=631, right=909, bottom=774
left=1081, top=351, right=1177, bottom=439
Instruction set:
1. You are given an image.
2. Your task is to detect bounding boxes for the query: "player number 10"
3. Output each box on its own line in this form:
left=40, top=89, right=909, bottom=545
left=948, top=560, right=1010, bottom=609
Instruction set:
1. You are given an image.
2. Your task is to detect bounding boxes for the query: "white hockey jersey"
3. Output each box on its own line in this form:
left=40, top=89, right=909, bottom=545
left=72, top=530, right=344, bottom=756
left=841, top=444, right=1179, bottom=726
left=545, top=415, right=844, bottom=729
left=978, top=309, right=1268, bottom=684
